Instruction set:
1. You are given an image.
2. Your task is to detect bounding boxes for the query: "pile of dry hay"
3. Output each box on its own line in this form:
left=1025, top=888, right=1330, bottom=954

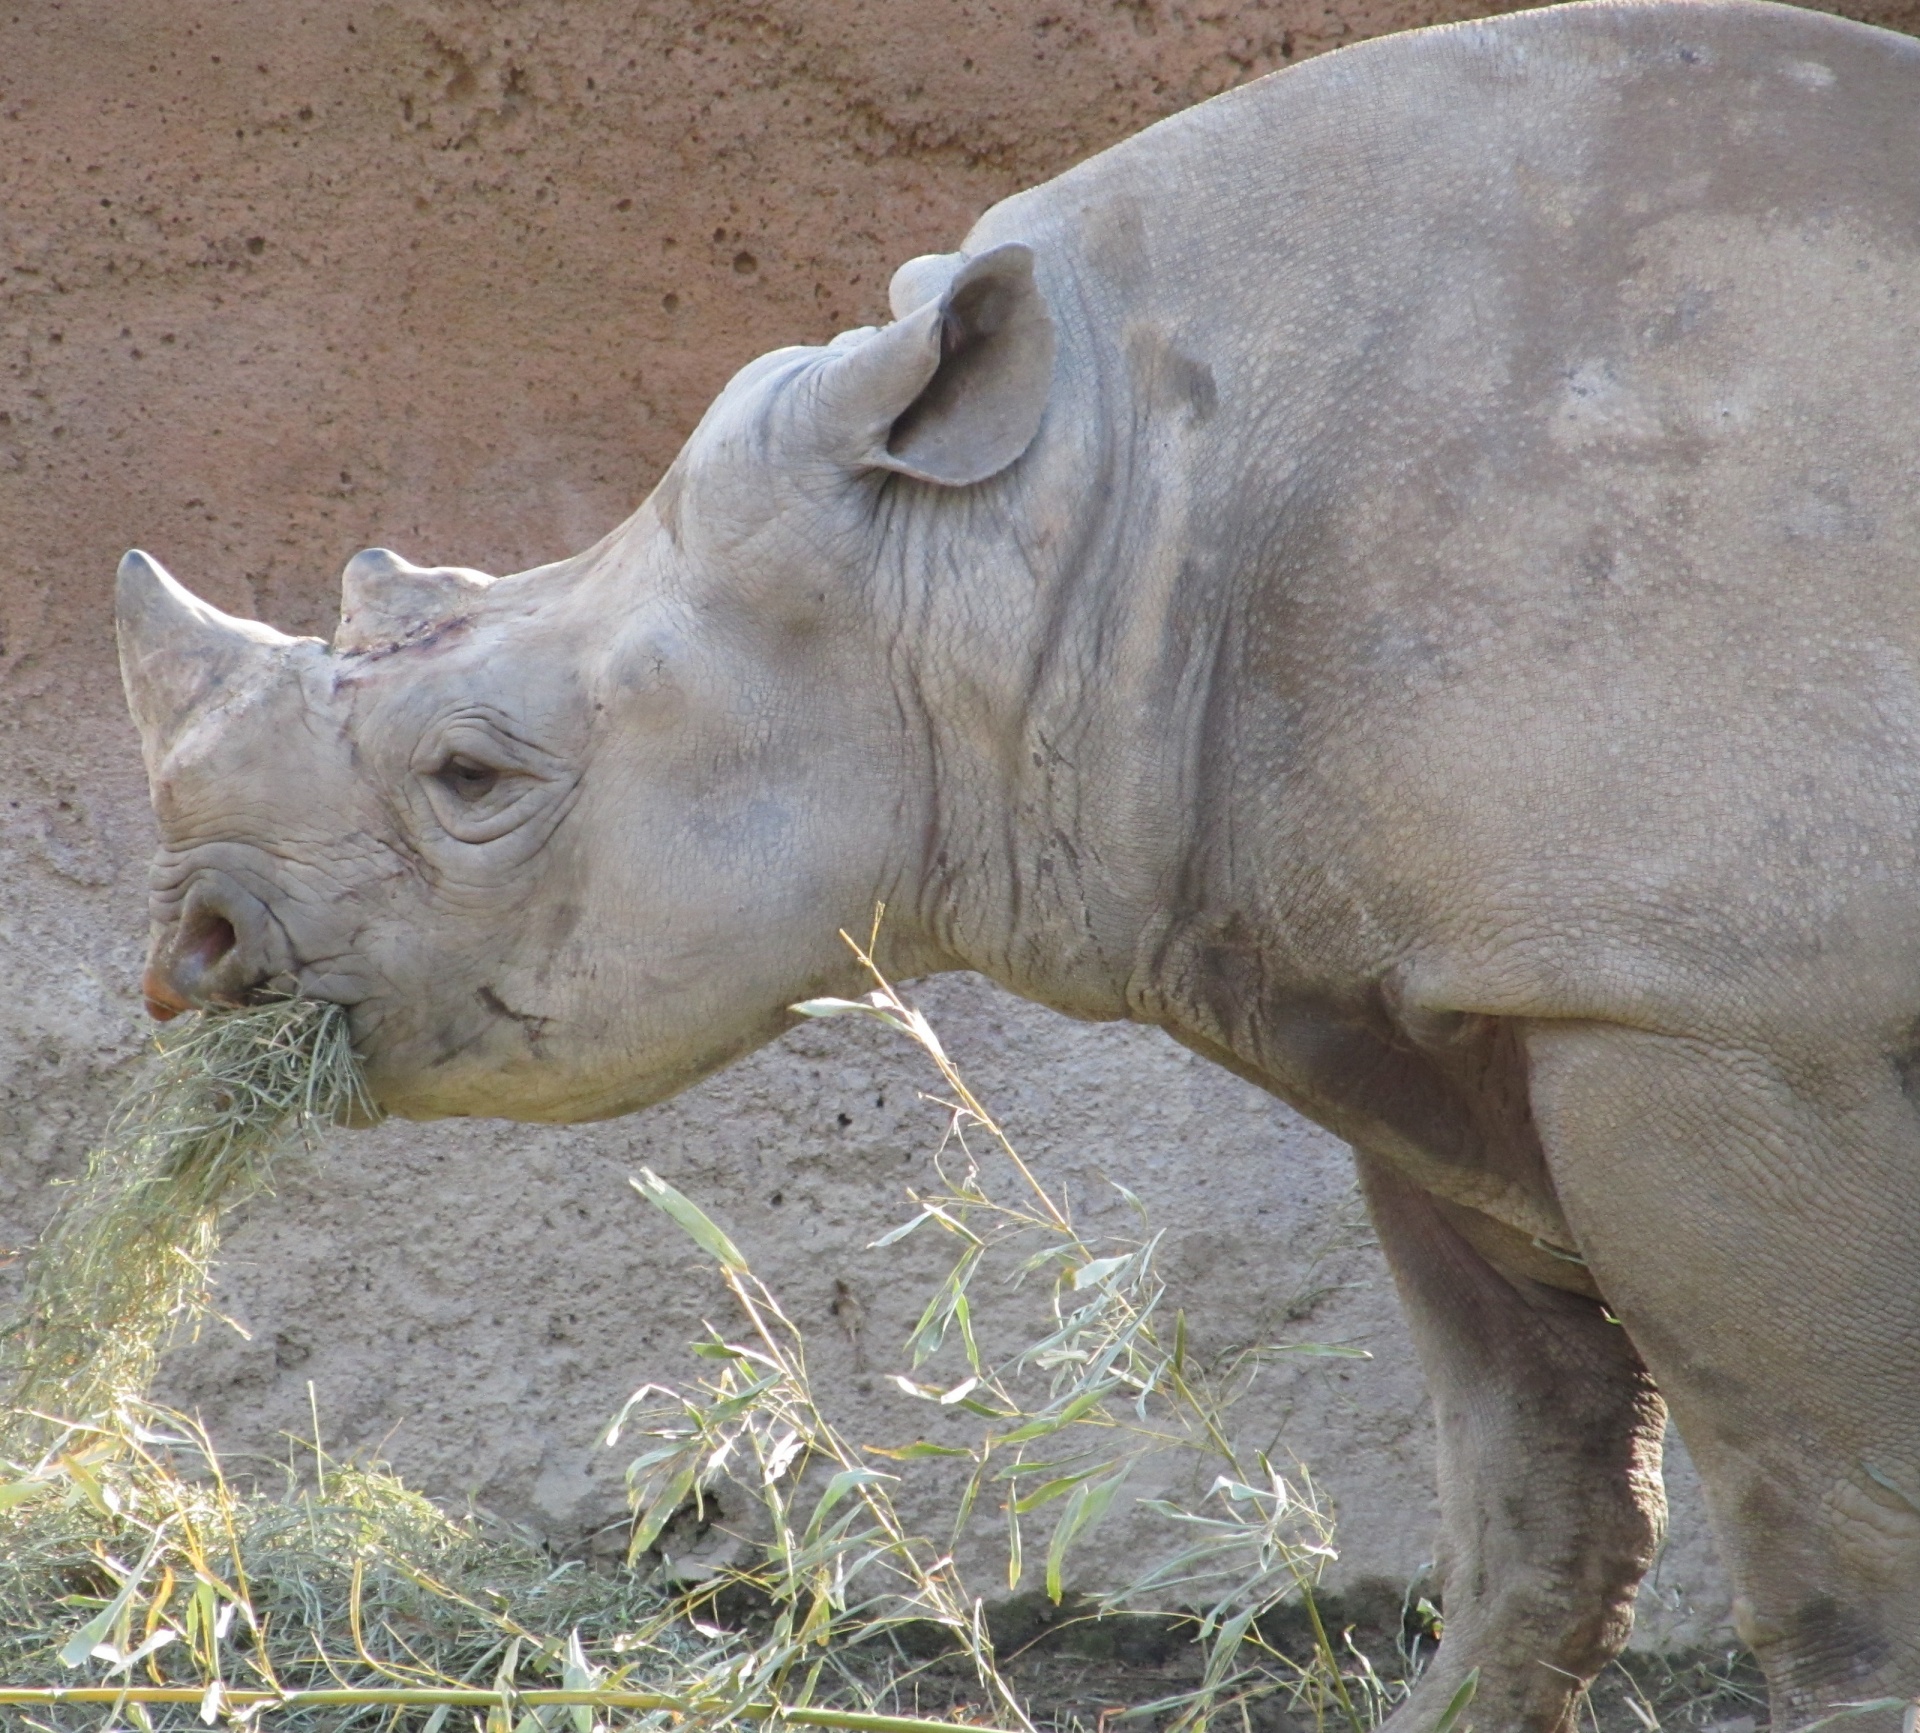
left=0, top=1404, right=746, bottom=1733
left=2, top=999, right=370, bottom=1446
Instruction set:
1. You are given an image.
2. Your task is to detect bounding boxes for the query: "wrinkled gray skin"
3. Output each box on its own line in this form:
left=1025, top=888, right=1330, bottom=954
left=114, top=1, right=1920, bottom=1725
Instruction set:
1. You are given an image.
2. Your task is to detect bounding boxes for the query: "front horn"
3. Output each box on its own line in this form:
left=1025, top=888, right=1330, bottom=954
left=115, top=549, right=312, bottom=765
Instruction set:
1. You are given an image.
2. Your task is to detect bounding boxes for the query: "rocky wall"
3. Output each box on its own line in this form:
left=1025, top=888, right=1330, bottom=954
left=6, top=0, right=1914, bottom=1647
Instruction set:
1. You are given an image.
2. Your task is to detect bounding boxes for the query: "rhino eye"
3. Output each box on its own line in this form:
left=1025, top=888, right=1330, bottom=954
left=435, top=755, right=501, bottom=803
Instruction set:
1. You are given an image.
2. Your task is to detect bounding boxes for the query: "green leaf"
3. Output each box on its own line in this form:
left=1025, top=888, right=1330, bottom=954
left=1212, top=1477, right=1268, bottom=1503
left=867, top=1210, right=930, bottom=1249
left=697, top=1373, right=784, bottom=1423
left=563, top=1628, right=600, bottom=1733
left=994, top=1455, right=1093, bottom=1480
left=803, top=1468, right=894, bottom=1544
left=631, top=1170, right=746, bottom=1272
left=1045, top=1463, right=1129, bottom=1604
left=1208, top=1604, right=1258, bottom=1658
left=1013, top=1467, right=1102, bottom=1513
left=601, top=1382, right=677, bottom=1448
left=622, top=1440, right=695, bottom=1471
left=59, top=1530, right=168, bottom=1669
left=1072, top=1254, right=1132, bottom=1291
left=1433, top=1668, right=1480, bottom=1733
left=953, top=1292, right=981, bottom=1373
left=89, top=1627, right=179, bottom=1677
left=0, top=1478, right=54, bottom=1513
left=628, top=1462, right=698, bottom=1558
left=952, top=1457, right=988, bottom=1542
left=906, top=1249, right=981, bottom=1367
left=58, top=1453, right=110, bottom=1518
left=920, top=1202, right=986, bottom=1247
left=997, top=1383, right=1113, bottom=1445
left=864, top=1441, right=975, bottom=1460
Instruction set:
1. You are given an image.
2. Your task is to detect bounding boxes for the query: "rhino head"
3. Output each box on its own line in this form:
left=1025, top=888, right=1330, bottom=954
left=117, top=244, right=1056, bottom=1122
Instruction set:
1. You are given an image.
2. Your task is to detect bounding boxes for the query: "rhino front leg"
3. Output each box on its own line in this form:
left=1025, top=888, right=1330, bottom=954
left=1355, top=1149, right=1669, bottom=1733
left=1525, top=1023, right=1920, bottom=1731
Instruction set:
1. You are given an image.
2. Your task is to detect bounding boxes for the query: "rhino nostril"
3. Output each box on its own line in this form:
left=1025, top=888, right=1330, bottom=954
left=184, top=912, right=238, bottom=972
left=141, top=911, right=242, bottom=1022
left=142, top=899, right=263, bottom=1021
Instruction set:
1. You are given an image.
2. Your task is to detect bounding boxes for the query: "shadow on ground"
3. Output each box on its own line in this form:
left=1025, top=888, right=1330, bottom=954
left=709, top=1576, right=1767, bottom=1733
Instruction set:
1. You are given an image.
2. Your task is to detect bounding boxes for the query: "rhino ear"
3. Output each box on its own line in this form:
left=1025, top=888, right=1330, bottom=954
left=815, top=242, right=1055, bottom=487
left=117, top=549, right=307, bottom=765
left=335, top=547, right=495, bottom=652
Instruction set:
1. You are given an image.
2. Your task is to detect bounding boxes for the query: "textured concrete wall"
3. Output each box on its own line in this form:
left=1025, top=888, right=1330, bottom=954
left=6, top=0, right=1912, bottom=1648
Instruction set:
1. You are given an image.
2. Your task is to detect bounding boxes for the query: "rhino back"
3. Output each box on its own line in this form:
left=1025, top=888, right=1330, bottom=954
left=958, top=0, right=1920, bottom=1041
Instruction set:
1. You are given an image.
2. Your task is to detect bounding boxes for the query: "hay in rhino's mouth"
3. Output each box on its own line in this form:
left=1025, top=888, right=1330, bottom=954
left=1, top=997, right=376, bottom=1446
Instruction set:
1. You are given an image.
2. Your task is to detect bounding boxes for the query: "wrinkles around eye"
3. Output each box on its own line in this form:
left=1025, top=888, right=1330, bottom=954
left=409, top=704, right=570, bottom=778
left=394, top=702, right=580, bottom=849
left=420, top=768, right=563, bottom=845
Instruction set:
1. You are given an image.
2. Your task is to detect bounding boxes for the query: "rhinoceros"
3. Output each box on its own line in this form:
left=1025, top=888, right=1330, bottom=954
left=110, top=0, right=1920, bottom=1724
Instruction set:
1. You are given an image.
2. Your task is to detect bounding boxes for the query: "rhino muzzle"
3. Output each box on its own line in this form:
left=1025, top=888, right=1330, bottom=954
left=117, top=548, right=340, bottom=1020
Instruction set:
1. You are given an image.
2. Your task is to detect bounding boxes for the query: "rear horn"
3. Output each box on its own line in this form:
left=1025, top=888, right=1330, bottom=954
left=335, top=547, right=494, bottom=653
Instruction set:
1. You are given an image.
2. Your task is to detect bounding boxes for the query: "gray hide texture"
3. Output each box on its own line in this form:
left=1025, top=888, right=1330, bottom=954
left=111, top=4, right=1920, bottom=1729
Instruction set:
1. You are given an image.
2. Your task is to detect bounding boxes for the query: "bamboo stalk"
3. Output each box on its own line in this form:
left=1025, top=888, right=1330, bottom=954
left=0, top=1684, right=1013, bottom=1730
